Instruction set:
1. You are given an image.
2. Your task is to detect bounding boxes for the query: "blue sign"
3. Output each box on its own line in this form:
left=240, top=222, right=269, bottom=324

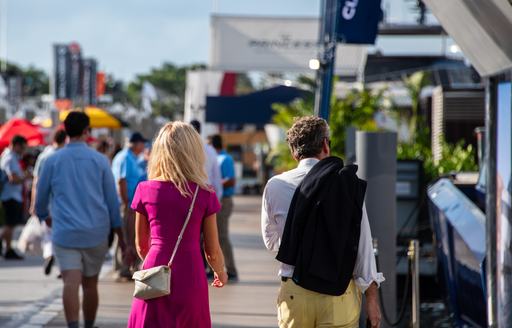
left=337, top=0, right=382, bottom=44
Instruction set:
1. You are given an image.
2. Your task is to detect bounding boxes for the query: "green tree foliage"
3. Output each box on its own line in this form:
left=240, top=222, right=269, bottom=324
left=402, top=71, right=430, bottom=146
left=0, top=61, right=49, bottom=97
left=0, top=60, right=23, bottom=75
left=329, top=88, right=380, bottom=157
left=23, top=66, right=49, bottom=96
left=126, top=63, right=206, bottom=119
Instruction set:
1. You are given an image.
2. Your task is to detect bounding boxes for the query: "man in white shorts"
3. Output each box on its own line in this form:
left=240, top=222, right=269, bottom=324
left=36, top=112, right=125, bottom=328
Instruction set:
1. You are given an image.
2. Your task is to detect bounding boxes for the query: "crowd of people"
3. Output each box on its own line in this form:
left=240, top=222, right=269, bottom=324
left=0, top=112, right=383, bottom=328
left=0, top=111, right=241, bottom=327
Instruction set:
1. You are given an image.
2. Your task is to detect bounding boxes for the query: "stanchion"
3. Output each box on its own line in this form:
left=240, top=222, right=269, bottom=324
left=408, top=239, right=420, bottom=328
left=374, top=239, right=410, bottom=327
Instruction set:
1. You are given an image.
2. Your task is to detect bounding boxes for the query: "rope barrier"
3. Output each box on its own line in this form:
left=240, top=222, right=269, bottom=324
left=375, top=244, right=413, bottom=326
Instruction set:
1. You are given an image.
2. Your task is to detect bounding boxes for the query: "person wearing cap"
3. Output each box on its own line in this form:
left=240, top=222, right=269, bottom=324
left=111, top=132, right=148, bottom=280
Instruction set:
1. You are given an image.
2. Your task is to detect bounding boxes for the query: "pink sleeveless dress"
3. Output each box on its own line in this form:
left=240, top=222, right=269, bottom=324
left=127, top=180, right=220, bottom=328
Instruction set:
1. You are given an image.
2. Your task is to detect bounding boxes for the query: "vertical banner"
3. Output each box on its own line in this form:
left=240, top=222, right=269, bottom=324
left=82, top=58, right=97, bottom=105
left=68, top=42, right=82, bottom=103
left=53, top=44, right=70, bottom=100
left=96, top=71, right=106, bottom=98
left=496, top=82, right=512, bottom=326
left=6, top=75, right=22, bottom=105
left=337, top=0, right=382, bottom=44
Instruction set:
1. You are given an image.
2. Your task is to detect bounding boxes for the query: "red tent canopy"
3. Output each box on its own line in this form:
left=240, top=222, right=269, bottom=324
left=0, top=118, right=46, bottom=152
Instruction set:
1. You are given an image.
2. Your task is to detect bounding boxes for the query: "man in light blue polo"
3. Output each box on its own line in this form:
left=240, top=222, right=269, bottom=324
left=210, top=134, right=238, bottom=280
left=35, top=112, right=125, bottom=328
left=111, top=132, right=147, bottom=280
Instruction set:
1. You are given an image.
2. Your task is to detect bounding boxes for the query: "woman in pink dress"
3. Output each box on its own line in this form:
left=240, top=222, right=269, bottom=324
left=128, top=122, right=228, bottom=328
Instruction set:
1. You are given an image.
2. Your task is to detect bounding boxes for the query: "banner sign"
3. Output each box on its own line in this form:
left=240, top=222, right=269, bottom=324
left=54, top=44, right=70, bottom=100
left=53, top=43, right=101, bottom=107
left=68, top=43, right=82, bottom=102
left=337, top=0, right=382, bottom=44
left=96, top=71, right=106, bottom=97
left=82, top=58, right=97, bottom=105
left=7, top=76, right=22, bottom=105
left=210, top=15, right=367, bottom=76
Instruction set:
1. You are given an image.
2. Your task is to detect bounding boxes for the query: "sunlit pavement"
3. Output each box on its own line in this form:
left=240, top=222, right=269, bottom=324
left=0, top=253, right=62, bottom=328
left=209, top=196, right=279, bottom=328
left=0, top=196, right=279, bottom=328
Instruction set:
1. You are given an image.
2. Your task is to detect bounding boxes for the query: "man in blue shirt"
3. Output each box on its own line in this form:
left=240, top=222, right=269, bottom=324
left=36, top=112, right=125, bottom=328
left=210, top=134, right=238, bottom=280
left=0, top=135, right=27, bottom=260
left=111, top=132, right=147, bottom=280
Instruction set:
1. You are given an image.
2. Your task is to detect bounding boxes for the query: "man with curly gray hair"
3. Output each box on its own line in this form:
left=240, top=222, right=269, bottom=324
left=261, top=116, right=383, bottom=328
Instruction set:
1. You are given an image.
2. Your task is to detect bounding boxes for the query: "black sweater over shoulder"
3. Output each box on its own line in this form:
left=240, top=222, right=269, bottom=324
left=276, top=156, right=367, bottom=296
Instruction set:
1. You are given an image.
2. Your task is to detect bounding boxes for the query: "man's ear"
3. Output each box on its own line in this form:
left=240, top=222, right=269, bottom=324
left=322, top=138, right=330, bottom=155
left=83, top=128, right=91, bottom=137
left=289, top=146, right=299, bottom=162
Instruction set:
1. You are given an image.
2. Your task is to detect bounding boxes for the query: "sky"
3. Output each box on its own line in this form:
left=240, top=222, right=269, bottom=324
left=1, top=0, right=432, bottom=82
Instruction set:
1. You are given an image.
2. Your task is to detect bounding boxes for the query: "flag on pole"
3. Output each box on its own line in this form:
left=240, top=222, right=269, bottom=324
left=337, top=0, right=383, bottom=45
left=141, top=81, right=157, bottom=114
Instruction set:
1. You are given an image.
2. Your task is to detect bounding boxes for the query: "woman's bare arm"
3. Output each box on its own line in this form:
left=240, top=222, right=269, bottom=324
left=135, top=212, right=150, bottom=260
left=203, top=214, right=228, bottom=286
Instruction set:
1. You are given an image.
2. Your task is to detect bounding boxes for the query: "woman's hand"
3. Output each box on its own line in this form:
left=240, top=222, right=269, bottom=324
left=211, top=271, right=228, bottom=288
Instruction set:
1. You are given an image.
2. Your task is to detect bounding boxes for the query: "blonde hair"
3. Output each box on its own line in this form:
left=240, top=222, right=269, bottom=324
left=148, top=122, right=209, bottom=196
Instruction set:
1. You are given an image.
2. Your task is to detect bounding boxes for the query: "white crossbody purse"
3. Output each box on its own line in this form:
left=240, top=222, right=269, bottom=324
left=132, top=185, right=199, bottom=300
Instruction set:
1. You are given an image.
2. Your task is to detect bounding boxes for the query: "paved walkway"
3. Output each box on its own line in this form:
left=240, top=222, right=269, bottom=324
left=39, top=196, right=279, bottom=328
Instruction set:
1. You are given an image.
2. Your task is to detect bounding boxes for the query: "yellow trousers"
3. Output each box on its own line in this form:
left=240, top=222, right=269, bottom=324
left=277, top=279, right=361, bottom=328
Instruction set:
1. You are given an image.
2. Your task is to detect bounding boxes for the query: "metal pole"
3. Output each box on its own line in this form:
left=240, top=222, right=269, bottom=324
left=313, top=0, right=326, bottom=117
left=485, top=76, right=498, bottom=328
left=314, top=0, right=338, bottom=121
left=0, top=0, right=7, bottom=73
left=0, top=0, right=6, bottom=73
left=212, top=0, right=219, bottom=13
left=409, top=239, right=420, bottom=328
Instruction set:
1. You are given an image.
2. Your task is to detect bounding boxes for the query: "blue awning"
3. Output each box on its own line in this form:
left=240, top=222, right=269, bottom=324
left=205, top=85, right=306, bottom=124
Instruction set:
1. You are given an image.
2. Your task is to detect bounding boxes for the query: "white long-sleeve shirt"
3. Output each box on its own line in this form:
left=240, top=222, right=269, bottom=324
left=205, top=143, right=223, bottom=200
left=261, top=158, right=385, bottom=293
